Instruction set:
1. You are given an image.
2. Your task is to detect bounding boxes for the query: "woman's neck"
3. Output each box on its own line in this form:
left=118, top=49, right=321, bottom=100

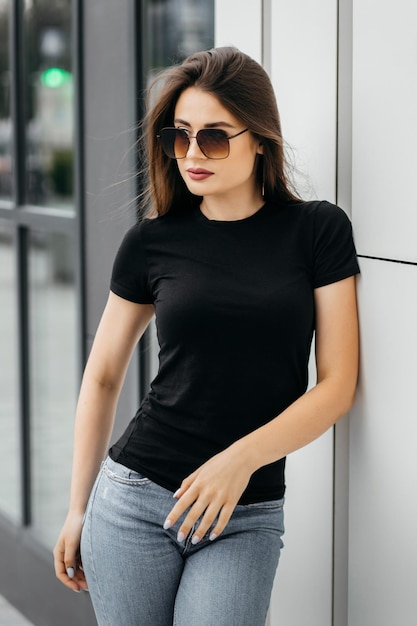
left=200, top=190, right=264, bottom=222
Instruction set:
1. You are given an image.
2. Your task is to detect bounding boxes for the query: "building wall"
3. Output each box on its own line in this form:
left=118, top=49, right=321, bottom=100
left=348, top=0, right=417, bottom=623
left=217, top=1, right=417, bottom=625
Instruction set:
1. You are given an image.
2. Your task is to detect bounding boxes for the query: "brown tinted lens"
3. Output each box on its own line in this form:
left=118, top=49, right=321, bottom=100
left=197, top=129, right=229, bottom=158
left=173, top=129, right=190, bottom=158
left=160, top=128, right=189, bottom=159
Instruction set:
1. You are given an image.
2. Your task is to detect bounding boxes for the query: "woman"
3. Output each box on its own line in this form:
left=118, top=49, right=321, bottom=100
left=54, top=47, right=359, bottom=625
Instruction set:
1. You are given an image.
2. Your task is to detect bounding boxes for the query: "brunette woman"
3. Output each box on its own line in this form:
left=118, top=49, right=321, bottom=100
left=54, top=47, right=359, bottom=625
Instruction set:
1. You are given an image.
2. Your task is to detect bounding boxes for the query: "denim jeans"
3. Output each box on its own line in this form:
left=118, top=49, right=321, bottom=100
left=81, top=456, right=284, bottom=626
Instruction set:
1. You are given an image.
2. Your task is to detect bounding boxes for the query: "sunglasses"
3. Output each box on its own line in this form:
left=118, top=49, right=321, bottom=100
left=157, top=127, right=249, bottom=160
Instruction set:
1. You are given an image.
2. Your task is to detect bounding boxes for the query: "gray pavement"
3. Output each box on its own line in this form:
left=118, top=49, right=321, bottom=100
left=0, top=596, right=35, bottom=626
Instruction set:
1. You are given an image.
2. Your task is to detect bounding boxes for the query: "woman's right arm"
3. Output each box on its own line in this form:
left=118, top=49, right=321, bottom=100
left=53, top=291, right=154, bottom=591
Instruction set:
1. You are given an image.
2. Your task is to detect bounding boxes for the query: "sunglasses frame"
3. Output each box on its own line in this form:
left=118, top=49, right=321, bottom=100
left=157, top=127, right=249, bottom=160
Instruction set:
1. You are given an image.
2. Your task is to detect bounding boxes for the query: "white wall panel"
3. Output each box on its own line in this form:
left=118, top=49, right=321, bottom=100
left=270, top=1, right=338, bottom=202
left=268, top=4, right=338, bottom=625
left=348, top=258, right=417, bottom=625
left=352, top=0, right=417, bottom=262
left=270, top=430, right=334, bottom=626
left=215, top=0, right=262, bottom=62
left=269, top=350, right=333, bottom=626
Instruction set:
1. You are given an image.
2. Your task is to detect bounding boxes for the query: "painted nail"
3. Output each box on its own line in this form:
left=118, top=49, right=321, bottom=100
left=66, top=567, right=75, bottom=579
left=177, top=531, right=185, bottom=542
left=163, top=519, right=172, bottom=530
left=209, top=533, right=217, bottom=541
left=191, top=535, right=200, bottom=545
left=173, top=489, right=181, bottom=498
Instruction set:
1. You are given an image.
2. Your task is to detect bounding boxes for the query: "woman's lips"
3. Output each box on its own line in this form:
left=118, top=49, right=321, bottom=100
left=186, top=168, right=214, bottom=181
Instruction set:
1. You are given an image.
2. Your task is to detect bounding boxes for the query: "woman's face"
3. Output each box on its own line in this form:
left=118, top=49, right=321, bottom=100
left=173, top=87, right=263, bottom=204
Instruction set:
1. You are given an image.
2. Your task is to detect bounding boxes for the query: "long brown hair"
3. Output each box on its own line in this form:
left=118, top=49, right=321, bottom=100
left=140, top=46, right=300, bottom=217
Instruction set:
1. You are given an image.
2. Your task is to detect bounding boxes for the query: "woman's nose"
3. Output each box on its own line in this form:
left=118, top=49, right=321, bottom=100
left=186, top=136, right=206, bottom=158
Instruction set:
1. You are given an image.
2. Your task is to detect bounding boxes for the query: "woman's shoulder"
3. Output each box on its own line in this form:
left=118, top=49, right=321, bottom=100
left=284, top=198, right=349, bottom=218
left=121, top=211, right=179, bottom=239
left=278, top=199, right=353, bottom=232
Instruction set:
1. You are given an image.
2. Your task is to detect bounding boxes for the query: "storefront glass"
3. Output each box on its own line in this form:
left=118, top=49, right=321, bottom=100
left=29, top=230, right=77, bottom=546
left=0, top=0, right=12, bottom=200
left=24, top=0, right=74, bottom=209
left=145, top=0, right=214, bottom=84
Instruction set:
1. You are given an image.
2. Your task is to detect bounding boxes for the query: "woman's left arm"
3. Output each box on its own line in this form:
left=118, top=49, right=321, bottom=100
left=164, top=276, right=359, bottom=543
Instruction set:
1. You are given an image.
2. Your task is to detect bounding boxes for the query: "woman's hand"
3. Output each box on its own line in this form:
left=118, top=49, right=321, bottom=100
left=163, top=444, right=254, bottom=544
left=53, top=512, right=88, bottom=592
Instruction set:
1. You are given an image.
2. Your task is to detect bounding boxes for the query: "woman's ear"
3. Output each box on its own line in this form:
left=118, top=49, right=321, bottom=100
left=256, top=142, right=264, bottom=155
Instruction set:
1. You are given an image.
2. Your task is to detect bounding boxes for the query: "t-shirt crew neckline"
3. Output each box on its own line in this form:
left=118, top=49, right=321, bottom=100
left=194, top=202, right=270, bottom=226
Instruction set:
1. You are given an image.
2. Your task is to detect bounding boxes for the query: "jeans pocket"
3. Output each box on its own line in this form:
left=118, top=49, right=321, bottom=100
left=103, top=458, right=152, bottom=487
left=238, top=497, right=285, bottom=511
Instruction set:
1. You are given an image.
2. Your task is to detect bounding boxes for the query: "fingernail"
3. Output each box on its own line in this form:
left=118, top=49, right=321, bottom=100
left=163, top=519, right=172, bottom=530
left=173, top=489, right=181, bottom=498
left=66, top=567, right=75, bottom=578
left=72, top=589, right=81, bottom=593
left=191, top=535, right=200, bottom=545
left=177, top=531, right=185, bottom=542
left=209, top=533, right=217, bottom=541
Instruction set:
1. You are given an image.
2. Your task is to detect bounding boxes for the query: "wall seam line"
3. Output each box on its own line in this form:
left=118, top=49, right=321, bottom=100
left=357, top=254, right=417, bottom=267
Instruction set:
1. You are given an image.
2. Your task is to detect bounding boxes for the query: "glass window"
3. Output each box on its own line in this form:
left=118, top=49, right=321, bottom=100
left=24, top=0, right=74, bottom=209
left=143, top=0, right=215, bottom=383
left=0, top=222, right=20, bottom=521
left=28, top=230, right=77, bottom=547
left=145, top=0, right=214, bottom=80
left=0, top=0, right=12, bottom=201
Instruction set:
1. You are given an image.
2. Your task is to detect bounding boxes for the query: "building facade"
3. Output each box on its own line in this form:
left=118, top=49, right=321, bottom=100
left=0, top=1, right=416, bottom=625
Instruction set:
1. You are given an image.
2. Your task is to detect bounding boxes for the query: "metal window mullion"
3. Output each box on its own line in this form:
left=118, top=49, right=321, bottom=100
left=72, top=0, right=87, bottom=373
left=11, top=0, right=32, bottom=527
left=10, top=0, right=26, bottom=209
left=134, top=1, right=151, bottom=400
left=16, top=225, right=31, bottom=527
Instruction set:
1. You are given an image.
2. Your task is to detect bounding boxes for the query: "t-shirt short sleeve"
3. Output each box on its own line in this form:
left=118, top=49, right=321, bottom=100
left=312, top=201, right=360, bottom=288
left=110, top=222, right=154, bottom=304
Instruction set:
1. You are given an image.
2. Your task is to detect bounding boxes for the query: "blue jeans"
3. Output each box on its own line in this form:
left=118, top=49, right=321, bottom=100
left=81, top=457, right=284, bottom=626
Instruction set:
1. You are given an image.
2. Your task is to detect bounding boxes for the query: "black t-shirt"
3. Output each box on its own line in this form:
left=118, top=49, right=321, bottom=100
left=109, top=200, right=360, bottom=503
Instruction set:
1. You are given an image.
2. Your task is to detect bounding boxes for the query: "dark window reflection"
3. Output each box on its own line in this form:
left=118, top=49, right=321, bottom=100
left=24, top=0, right=74, bottom=209
left=29, top=230, right=77, bottom=547
left=145, top=0, right=214, bottom=80
left=0, top=1, right=13, bottom=200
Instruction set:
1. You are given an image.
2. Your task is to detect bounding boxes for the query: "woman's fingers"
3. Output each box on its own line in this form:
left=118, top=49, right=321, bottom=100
left=163, top=447, right=252, bottom=544
left=176, top=500, right=208, bottom=542
left=53, top=513, right=88, bottom=591
left=204, top=503, right=234, bottom=541
left=163, top=482, right=236, bottom=544
left=165, top=492, right=235, bottom=545
left=53, top=543, right=79, bottom=591
left=64, top=552, right=88, bottom=591
left=191, top=501, right=230, bottom=543
left=163, top=484, right=207, bottom=535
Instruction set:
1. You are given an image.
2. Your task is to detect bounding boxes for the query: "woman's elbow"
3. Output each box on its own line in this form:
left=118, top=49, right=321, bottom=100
left=336, top=371, right=359, bottom=417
